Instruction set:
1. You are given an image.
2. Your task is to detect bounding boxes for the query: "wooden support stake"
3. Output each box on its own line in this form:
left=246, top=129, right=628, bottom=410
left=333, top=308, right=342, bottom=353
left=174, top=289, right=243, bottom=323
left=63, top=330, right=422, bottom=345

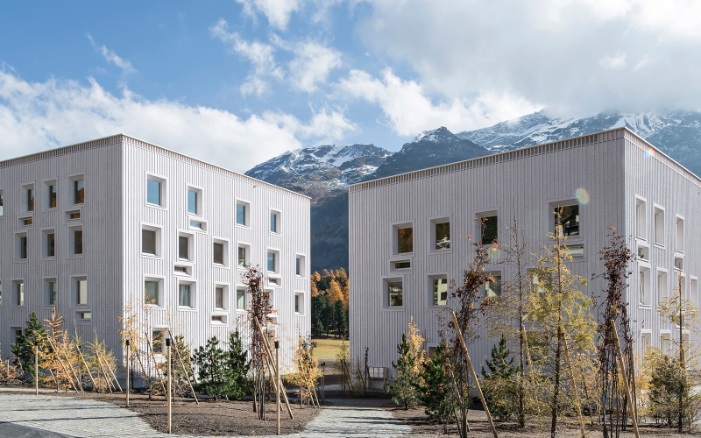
left=45, top=337, right=79, bottom=393
left=126, top=341, right=131, bottom=407
left=34, top=345, right=39, bottom=395
left=145, top=336, right=168, bottom=395
left=276, top=340, right=280, bottom=435
left=96, top=353, right=114, bottom=393
left=76, top=346, right=97, bottom=389
left=167, top=338, right=172, bottom=435
left=167, top=329, right=199, bottom=405
left=561, top=328, right=586, bottom=438
left=451, top=311, right=498, bottom=438
left=521, top=325, right=542, bottom=415
left=611, top=320, right=639, bottom=438
left=253, top=316, right=294, bottom=419
left=103, top=352, right=123, bottom=392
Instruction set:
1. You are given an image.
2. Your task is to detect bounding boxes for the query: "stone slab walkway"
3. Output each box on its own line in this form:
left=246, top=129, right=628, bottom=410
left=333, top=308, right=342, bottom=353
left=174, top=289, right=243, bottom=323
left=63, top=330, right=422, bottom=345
left=0, top=391, right=410, bottom=438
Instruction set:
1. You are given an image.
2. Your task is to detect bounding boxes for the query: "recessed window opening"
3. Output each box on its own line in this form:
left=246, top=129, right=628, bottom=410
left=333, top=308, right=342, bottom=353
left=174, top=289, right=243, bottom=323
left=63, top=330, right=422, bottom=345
left=480, top=215, right=498, bottom=244
left=636, top=198, right=647, bottom=239
left=394, top=224, right=413, bottom=254
left=554, top=204, right=579, bottom=237
left=387, top=280, right=403, bottom=307
left=73, top=177, right=84, bottom=204
left=431, top=276, right=448, bottom=306
left=654, top=206, right=665, bottom=246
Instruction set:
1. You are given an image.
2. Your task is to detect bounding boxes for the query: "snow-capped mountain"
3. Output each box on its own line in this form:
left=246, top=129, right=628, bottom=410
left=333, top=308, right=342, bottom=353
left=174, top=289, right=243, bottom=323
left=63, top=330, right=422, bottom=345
left=247, top=110, right=701, bottom=272
left=458, top=111, right=701, bottom=176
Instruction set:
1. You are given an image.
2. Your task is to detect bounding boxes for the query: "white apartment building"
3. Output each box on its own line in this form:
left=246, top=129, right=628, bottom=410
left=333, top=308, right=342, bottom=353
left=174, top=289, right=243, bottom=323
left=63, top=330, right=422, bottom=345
left=0, top=135, right=310, bottom=372
left=349, top=128, right=701, bottom=374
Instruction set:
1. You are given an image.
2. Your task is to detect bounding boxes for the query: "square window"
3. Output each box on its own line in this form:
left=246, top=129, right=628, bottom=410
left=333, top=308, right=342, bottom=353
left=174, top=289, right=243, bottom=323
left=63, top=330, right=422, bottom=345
left=236, top=288, right=246, bottom=310
left=14, top=281, right=24, bottom=306
left=43, top=230, right=55, bottom=258
left=46, top=181, right=57, bottom=209
left=432, top=219, right=450, bottom=250
left=479, top=215, right=498, bottom=244
left=187, top=187, right=201, bottom=215
left=484, top=274, right=502, bottom=298
left=145, top=279, right=160, bottom=305
left=270, top=210, right=280, bottom=233
left=215, top=285, right=227, bottom=310
left=16, top=233, right=28, bottom=260
left=386, top=279, right=403, bottom=307
left=236, top=201, right=249, bottom=226
left=294, top=292, right=304, bottom=314
left=431, top=276, right=448, bottom=306
left=74, top=277, right=88, bottom=306
left=179, top=282, right=194, bottom=308
left=238, top=244, right=250, bottom=268
left=296, top=255, right=305, bottom=276
left=179, top=233, right=193, bottom=261
left=46, top=279, right=57, bottom=306
left=73, top=177, right=84, bottom=204
left=142, top=227, right=160, bottom=256
left=267, top=250, right=279, bottom=273
left=146, top=177, right=163, bottom=206
left=554, top=204, right=579, bottom=237
left=394, top=224, right=413, bottom=254
left=213, top=240, right=228, bottom=266
left=70, top=227, right=83, bottom=255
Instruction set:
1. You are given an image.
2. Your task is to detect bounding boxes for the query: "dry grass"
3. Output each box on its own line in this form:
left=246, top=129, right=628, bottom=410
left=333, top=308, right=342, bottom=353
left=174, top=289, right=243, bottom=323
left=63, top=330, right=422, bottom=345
left=312, top=338, right=346, bottom=361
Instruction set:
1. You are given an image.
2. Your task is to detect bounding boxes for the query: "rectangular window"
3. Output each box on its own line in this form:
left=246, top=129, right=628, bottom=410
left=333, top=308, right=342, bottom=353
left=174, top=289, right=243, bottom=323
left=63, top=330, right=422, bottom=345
left=0, top=190, right=4, bottom=216
left=178, top=234, right=193, bottom=261
left=213, top=241, right=226, bottom=265
left=395, top=225, right=413, bottom=254
left=46, top=279, right=57, bottom=306
left=15, top=281, right=24, bottom=306
left=676, top=216, right=684, bottom=253
left=636, top=197, right=647, bottom=239
left=434, top=221, right=450, bottom=250
left=236, top=288, right=246, bottom=310
left=76, top=311, right=92, bottom=322
left=392, top=260, right=411, bottom=270
left=480, top=215, right=498, bottom=244
left=639, top=266, right=650, bottom=306
left=657, top=270, right=668, bottom=304
left=654, top=206, right=665, bottom=246
left=72, top=228, right=83, bottom=255
left=236, top=201, right=249, bottom=226
left=387, top=279, right=403, bottom=307
left=294, top=292, right=304, bottom=314
left=17, top=233, right=28, bottom=260
left=66, top=210, right=81, bottom=220
left=238, top=244, right=250, bottom=268
left=0, top=282, right=3, bottom=306
left=25, top=185, right=35, bottom=212
left=554, top=204, right=579, bottom=237
left=145, top=280, right=160, bottom=305
left=485, top=274, right=502, bottom=298
left=152, top=330, right=165, bottom=354
left=432, top=276, right=448, bottom=306
left=44, top=231, right=55, bottom=258
left=142, top=227, right=159, bottom=255
left=215, top=286, right=225, bottom=310
left=75, top=277, right=88, bottom=306
left=46, top=181, right=57, bottom=209
left=73, top=177, right=84, bottom=204
left=296, top=255, right=305, bottom=276
left=267, top=250, right=279, bottom=273
left=187, top=188, right=199, bottom=215
left=270, top=210, right=280, bottom=233
left=146, top=177, right=163, bottom=206
left=179, top=283, right=192, bottom=307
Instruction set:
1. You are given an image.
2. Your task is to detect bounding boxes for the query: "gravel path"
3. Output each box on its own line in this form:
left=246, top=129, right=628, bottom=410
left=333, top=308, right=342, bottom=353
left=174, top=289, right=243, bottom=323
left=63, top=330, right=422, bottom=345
left=0, top=390, right=410, bottom=438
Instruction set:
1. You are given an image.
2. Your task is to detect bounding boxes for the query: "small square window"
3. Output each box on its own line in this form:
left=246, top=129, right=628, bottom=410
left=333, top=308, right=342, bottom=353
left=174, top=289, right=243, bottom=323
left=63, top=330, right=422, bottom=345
left=16, top=233, right=28, bottom=260
left=236, top=200, right=249, bottom=226
left=270, top=210, right=281, bottom=233
left=213, top=240, right=228, bottom=266
left=145, top=279, right=161, bottom=305
left=142, top=227, right=160, bottom=256
left=14, top=281, right=25, bottom=306
left=73, top=177, right=85, bottom=204
left=554, top=204, right=579, bottom=237
left=74, top=277, right=88, bottom=306
left=267, top=250, right=279, bottom=273
left=296, top=255, right=305, bottom=276
left=46, top=181, right=57, bottom=209
left=394, top=224, right=413, bottom=254
left=147, top=177, right=164, bottom=206
left=179, top=282, right=194, bottom=308
left=484, top=274, right=502, bottom=298
left=386, top=279, right=403, bottom=307
left=179, top=233, right=193, bottom=261
left=187, top=187, right=201, bottom=215
left=431, top=276, right=448, bottom=306
left=238, top=244, right=250, bottom=268
left=46, top=279, right=57, bottom=306
left=236, top=288, right=246, bottom=311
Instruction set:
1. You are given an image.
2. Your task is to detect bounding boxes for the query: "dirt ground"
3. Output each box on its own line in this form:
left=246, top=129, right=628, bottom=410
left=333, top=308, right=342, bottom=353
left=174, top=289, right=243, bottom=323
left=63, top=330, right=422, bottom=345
left=391, top=406, right=697, bottom=437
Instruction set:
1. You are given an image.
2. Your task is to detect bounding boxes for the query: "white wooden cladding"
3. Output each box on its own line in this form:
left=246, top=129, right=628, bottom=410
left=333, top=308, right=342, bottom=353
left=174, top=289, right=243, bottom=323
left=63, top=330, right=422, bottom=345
left=349, top=128, right=701, bottom=375
left=0, top=135, right=310, bottom=373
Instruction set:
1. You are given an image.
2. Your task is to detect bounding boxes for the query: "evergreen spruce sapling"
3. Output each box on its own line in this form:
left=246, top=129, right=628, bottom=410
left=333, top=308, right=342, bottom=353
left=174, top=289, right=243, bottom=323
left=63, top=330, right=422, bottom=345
left=481, top=335, right=518, bottom=421
left=11, top=312, right=48, bottom=381
left=387, top=333, right=420, bottom=409
left=224, top=330, right=250, bottom=400
left=192, top=336, right=228, bottom=398
left=418, top=342, right=455, bottom=428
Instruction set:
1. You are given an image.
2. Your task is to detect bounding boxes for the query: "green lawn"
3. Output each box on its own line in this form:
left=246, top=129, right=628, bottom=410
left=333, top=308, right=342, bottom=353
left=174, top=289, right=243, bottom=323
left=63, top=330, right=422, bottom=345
left=312, top=338, right=347, bottom=361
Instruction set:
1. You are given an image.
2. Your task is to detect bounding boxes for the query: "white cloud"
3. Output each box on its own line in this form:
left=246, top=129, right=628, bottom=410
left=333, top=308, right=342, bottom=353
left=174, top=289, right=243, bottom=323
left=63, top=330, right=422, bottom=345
left=210, top=20, right=283, bottom=96
left=357, top=0, right=701, bottom=116
left=87, top=34, right=136, bottom=76
left=236, top=0, right=300, bottom=30
left=288, top=41, right=342, bottom=92
left=339, top=69, right=541, bottom=135
left=0, top=71, right=355, bottom=171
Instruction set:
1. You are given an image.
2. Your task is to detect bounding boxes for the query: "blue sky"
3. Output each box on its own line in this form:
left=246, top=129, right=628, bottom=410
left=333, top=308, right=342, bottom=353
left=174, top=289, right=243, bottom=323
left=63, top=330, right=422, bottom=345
left=2, top=1, right=701, bottom=172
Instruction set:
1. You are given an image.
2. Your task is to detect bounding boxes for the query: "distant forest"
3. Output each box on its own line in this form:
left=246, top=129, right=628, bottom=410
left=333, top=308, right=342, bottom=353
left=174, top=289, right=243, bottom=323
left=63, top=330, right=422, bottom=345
left=310, top=268, right=349, bottom=339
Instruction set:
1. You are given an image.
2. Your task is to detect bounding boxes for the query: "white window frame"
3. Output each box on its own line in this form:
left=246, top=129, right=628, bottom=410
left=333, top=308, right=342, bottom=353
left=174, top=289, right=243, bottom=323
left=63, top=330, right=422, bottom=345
left=213, top=238, right=229, bottom=267
left=72, top=276, right=88, bottom=307
left=146, top=174, right=166, bottom=208
left=235, top=286, right=247, bottom=311
left=45, top=278, right=58, bottom=307
left=214, top=283, right=228, bottom=311
left=69, top=226, right=83, bottom=256
left=44, top=179, right=57, bottom=210
left=294, top=292, right=305, bottom=315
left=267, top=248, right=280, bottom=274
left=178, top=232, right=194, bottom=262
left=70, top=174, right=85, bottom=205
left=392, top=222, right=414, bottom=255
left=22, top=183, right=35, bottom=213
left=186, top=185, right=203, bottom=216
left=237, top=243, right=251, bottom=269
left=653, top=204, right=665, bottom=247
left=144, top=277, right=164, bottom=307
left=178, top=280, right=196, bottom=309
left=16, top=232, right=28, bottom=260
left=428, top=274, right=448, bottom=307
left=43, top=228, right=56, bottom=258
left=675, top=215, right=685, bottom=254
left=270, top=209, right=281, bottom=234
left=635, top=196, right=647, bottom=240
left=14, top=280, right=25, bottom=306
left=384, top=277, right=404, bottom=308
left=141, top=224, right=161, bottom=257
left=430, top=217, right=451, bottom=252
left=476, top=211, right=499, bottom=245
left=639, top=264, right=651, bottom=307
left=657, top=268, right=669, bottom=306
left=235, top=199, right=251, bottom=227
left=295, top=254, right=306, bottom=277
